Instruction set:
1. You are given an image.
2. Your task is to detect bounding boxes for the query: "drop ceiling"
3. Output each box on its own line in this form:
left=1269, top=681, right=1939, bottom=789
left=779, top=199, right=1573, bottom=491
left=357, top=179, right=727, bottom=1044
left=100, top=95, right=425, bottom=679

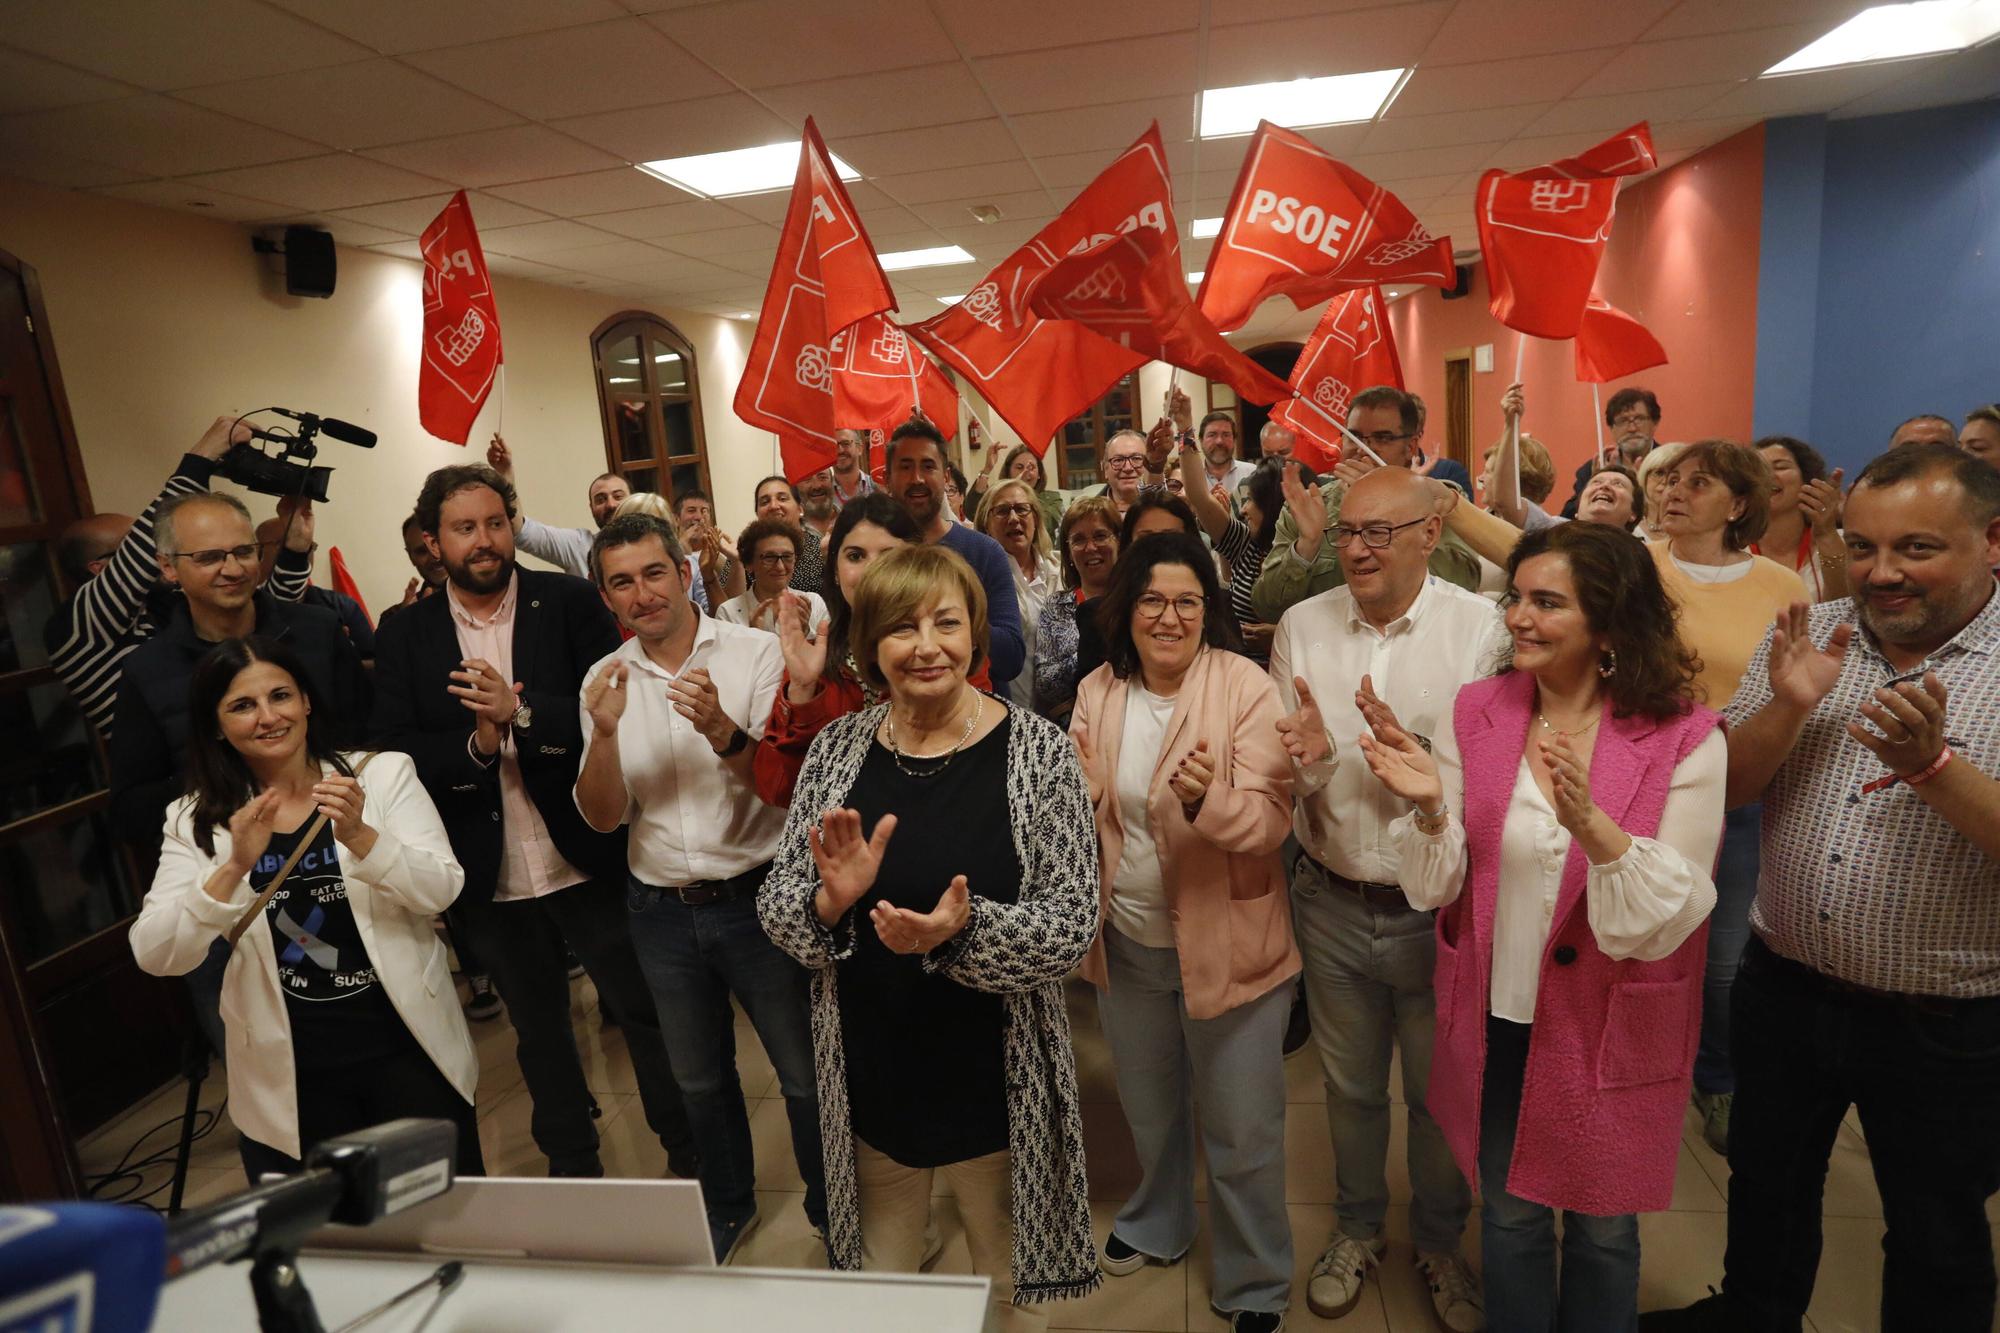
left=3, top=0, right=1996, bottom=340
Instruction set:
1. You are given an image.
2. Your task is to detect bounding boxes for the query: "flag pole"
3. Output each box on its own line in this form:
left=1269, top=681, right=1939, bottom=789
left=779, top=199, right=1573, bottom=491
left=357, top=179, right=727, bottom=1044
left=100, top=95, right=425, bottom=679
left=1592, top=383, right=1606, bottom=468
left=496, top=362, right=506, bottom=441
left=1334, top=419, right=1389, bottom=468
left=1509, top=334, right=1526, bottom=501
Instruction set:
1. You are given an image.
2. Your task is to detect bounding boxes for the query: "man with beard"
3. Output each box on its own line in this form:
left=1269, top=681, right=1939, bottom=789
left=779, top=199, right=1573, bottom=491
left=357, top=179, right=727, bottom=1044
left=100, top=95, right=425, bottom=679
left=884, top=418, right=1025, bottom=689
left=1644, top=443, right=2000, bottom=1333
left=1560, top=387, right=1661, bottom=518
left=829, top=427, right=878, bottom=505
left=799, top=470, right=839, bottom=593
left=1199, top=410, right=1257, bottom=495
left=379, top=511, right=448, bottom=627
left=372, top=463, right=695, bottom=1179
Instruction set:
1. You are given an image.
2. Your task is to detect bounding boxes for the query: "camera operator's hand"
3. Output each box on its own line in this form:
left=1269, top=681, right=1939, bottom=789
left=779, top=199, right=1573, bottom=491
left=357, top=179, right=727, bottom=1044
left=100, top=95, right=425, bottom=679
left=486, top=434, right=515, bottom=481
left=194, top=415, right=252, bottom=462
left=275, top=496, right=315, bottom=554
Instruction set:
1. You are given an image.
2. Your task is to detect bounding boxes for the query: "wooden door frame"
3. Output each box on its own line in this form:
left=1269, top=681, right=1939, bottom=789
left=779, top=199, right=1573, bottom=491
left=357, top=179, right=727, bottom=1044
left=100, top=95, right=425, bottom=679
left=1442, top=347, right=1475, bottom=473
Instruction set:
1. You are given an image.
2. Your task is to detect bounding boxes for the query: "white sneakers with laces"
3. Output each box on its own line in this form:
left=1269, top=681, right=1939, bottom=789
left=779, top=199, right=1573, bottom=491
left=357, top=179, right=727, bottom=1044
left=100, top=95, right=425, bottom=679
left=1306, top=1233, right=1384, bottom=1318
left=1415, top=1251, right=1486, bottom=1332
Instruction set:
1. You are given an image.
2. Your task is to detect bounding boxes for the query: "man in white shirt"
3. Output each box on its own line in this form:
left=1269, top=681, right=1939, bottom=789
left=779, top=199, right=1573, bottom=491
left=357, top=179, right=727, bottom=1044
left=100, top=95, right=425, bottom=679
left=1269, top=467, right=1506, bottom=1332
left=1199, top=410, right=1257, bottom=495
left=575, top=512, right=825, bottom=1265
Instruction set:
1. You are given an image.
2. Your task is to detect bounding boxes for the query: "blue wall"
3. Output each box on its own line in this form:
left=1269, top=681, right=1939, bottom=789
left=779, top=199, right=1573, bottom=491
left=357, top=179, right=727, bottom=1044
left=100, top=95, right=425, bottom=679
left=1753, top=99, right=2000, bottom=470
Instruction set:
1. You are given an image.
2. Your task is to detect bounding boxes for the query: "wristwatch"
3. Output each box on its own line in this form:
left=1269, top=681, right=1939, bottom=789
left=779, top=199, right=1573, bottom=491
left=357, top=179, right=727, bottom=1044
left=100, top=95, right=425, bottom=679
left=715, top=726, right=750, bottom=758
left=509, top=702, right=533, bottom=731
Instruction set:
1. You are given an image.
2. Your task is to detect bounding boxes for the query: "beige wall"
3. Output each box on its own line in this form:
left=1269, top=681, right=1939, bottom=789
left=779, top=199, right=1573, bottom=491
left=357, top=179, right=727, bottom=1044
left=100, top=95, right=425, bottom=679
left=0, top=176, right=780, bottom=612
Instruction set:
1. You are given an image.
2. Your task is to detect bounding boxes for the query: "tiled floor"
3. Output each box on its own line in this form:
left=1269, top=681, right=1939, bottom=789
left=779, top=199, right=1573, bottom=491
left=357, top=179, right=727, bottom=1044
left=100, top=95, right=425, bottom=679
left=79, top=972, right=2000, bottom=1332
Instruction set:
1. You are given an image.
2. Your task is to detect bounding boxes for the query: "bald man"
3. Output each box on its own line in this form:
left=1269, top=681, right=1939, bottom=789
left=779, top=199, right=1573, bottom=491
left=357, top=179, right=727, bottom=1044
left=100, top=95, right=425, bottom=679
left=45, top=416, right=311, bottom=739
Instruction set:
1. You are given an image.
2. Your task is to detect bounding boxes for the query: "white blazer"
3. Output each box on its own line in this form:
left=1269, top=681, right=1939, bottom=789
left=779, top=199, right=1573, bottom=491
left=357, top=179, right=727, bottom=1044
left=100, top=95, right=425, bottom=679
left=129, top=750, right=476, bottom=1160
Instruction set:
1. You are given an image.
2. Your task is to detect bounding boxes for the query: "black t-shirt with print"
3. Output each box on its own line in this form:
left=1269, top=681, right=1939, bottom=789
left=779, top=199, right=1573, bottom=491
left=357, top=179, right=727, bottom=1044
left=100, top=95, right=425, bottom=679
left=253, top=817, right=416, bottom=1072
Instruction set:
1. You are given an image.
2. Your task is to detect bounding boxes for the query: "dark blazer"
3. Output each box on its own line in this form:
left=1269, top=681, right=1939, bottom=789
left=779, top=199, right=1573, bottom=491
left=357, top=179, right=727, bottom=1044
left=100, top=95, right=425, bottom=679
left=370, top=568, right=625, bottom=904
left=109, top=589, right=368, bottom=838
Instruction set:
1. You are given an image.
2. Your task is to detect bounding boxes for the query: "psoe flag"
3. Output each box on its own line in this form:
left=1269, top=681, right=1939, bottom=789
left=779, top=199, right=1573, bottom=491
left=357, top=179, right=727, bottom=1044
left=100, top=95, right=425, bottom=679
left=1573, top=292, right=1667, bottom=384
left=418, top=191, right=502, bottom=446
left=832, top=313, right=959, bottom=459
left=734, top=118, right=895, bottom=481
left=1198, top=121, right=1456, bottom=333
left=1268, top=286, right=1404, bottom=473
left=1474, top=122, right=1656, bottom=341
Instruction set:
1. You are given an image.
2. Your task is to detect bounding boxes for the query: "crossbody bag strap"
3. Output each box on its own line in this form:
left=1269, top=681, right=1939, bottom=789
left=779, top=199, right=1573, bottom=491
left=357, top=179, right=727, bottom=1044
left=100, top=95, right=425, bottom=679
left=225, top=752, right=376, bottom=948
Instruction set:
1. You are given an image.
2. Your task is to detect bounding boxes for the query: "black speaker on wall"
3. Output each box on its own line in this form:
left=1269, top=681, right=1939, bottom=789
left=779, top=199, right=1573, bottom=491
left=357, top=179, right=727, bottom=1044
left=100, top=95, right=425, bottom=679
left=281, top=226, right=337, bottom=299
left=1439, top=264, right=1472, bottom=301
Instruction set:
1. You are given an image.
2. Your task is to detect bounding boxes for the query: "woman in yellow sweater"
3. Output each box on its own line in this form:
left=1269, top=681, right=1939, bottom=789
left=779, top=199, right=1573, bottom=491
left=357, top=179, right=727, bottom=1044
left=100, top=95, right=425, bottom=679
left=1649, top=439, right=1806, bottom=1158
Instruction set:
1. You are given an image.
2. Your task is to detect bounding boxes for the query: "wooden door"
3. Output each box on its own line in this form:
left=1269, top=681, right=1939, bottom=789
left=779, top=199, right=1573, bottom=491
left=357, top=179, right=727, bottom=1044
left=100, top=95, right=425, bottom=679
left=1443, top=352, right=1473, bottom=472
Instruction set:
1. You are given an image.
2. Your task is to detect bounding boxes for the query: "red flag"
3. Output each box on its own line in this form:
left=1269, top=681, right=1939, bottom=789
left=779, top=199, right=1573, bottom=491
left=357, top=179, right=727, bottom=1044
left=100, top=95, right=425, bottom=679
left=1015, top=126, right=1289, bottom=405
left=418, top=191, right=503, bottom=446
left=734, top=118, right=895, bottom=481
left=326, top=546, right=372, bottom=626
left=1198, top=122, right=1456, bottom=333
left=1574, top=293, right=1667, bottom=383
left=831, top=313, right=959, bottom=460
left=905, top=263, right=1144, bottom=455
left=1268, top=286, right=1404, bottom=473
left=1474, top=123, right=1656, bottom=340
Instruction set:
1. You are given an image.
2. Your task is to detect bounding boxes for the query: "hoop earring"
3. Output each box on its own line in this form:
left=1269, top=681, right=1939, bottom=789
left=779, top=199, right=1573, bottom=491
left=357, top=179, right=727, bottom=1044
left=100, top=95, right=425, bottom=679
left=1599, top=649, right=1618, bottom=679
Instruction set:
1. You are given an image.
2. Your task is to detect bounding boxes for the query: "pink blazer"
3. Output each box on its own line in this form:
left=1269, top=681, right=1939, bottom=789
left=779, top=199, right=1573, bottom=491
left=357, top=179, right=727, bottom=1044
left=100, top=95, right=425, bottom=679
left=1070, top=647, right=1298, bottom=1021
left=1429, top=670, right=1719, bottom=1216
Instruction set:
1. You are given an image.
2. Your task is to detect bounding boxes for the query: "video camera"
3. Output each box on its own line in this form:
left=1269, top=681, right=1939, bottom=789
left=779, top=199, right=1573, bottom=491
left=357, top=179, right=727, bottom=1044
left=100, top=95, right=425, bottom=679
left=219, top=407, right=378, bottom=503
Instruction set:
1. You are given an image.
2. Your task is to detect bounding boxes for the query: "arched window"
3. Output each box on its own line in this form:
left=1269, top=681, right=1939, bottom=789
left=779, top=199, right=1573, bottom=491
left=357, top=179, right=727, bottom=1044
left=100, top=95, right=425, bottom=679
left=590, top=313, right=709, bottom=503
left=1054, top=369, right=1140, bottom=489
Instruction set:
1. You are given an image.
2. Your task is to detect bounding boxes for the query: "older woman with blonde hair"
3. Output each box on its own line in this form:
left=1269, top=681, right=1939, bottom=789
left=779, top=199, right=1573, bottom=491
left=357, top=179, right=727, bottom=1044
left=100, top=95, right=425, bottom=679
left=977, top=478, right=1062, bottom=711
left=1632, top=443, right=1686, bottom=544
left=758, top=543, right=1100, bottom=1329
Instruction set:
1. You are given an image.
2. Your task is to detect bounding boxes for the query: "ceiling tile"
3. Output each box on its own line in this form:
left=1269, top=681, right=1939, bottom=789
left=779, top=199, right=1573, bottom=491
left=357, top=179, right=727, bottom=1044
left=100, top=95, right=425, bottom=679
left=1261, top=121, right=1372, bottom=160
left=479, top=218, right=633, bottom=256
left=325, top=190, right=551, bottom=233
left=0, top=97, right=327, bottom=177
left=839, top=119, right=1025, bottom=177
left=586, top=198, right=762, bottom=238
left=1204, top=2, right=1452, bottom=85
left=402, top=19, right=731, bottom=120
left=975, top=34, right=1199, bottom=115
left=1390, top=48, right=1623, bottom=116
left=719, top=180, right=907, bottom=224
left=92, top=180, right=294, bottom=220
left=651, top=224, right=781, bottom=257
left=260, top=216, right=415, bottom=248
left=551, top=91, right=793, bottom=161
left=907, top=190, right=1055, bottom=229
left=361, top=240, right=426, bottom=261
left=871, top=159, right=1046, bottom=205
left=1007, top=97, right=1195, bottom=156
left=1483, top=130, right=1637, bottom=171
left=6, top=0, right=371, bottom=90
left=654, top=0, right=956, bottom=88
left=933, top=0, right=1197, bottom=56
left=1421, top=0, right=1679, bottom=63
left=175, top=60, right=522, bottom=149
left=363, top=124, right=625, bottom=186
left=759, top=64, right=994, bottom=138
left=1641, top=0, right=1865, bottom=41
left=1516, top=85, right=1740, bottom=138
left=484, top=253, right=597, bottom=283
left=535, top=239, right=683, bottom=274
left=1646, top=117, right=1763, bottom=153
left=0, top=142, right=141, bottom=188
left=1830, top=41, right=2000, bottom=119
left=1694, top=61, right=1913, bottom=120
left=262, top=0, right=628, bottom=55
left=1212, top=0, right=1447, bottom=21
left=1359, top=104, right=1554, bottom=154
left=1567, top=25, right=1826, bottom=97
left=1036, top=137, right=1196, bottom=189
left=484, top=168, right=695, bottom=215
left=0, top=49, right=142, bottom=114
left=1347, top=141, right=1513, bottom=180
left=180, top=155, right=456, bottom=211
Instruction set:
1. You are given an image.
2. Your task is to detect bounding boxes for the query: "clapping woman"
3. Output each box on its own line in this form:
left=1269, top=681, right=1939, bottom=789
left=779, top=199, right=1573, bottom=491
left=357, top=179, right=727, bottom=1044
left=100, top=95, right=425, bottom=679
left=757, top=544, right=1101, bottom=1330
left=1356, top=523, right=1725, bottom=1329
left=130, top=636, right=480, bottom=1180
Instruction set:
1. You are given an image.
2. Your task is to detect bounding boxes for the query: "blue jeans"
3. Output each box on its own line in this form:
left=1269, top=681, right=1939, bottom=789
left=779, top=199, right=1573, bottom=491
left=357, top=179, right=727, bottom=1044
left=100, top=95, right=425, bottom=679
left=1479, top=1017, right=1640, bottom=1332
left=1695, top=803, right=1762, bottom=1095
left=625, top=877, right=826, bottom=1237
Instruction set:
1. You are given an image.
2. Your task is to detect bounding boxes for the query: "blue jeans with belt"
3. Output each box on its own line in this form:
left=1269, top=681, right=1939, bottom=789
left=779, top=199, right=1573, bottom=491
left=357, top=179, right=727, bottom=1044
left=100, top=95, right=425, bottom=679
left=626, top=872, right=826, bottom=1242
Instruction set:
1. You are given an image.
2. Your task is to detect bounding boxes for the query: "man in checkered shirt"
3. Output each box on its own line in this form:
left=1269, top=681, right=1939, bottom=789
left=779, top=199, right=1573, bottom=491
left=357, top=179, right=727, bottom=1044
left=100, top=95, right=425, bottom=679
left=1644, top=443, right=2000, bottom=1332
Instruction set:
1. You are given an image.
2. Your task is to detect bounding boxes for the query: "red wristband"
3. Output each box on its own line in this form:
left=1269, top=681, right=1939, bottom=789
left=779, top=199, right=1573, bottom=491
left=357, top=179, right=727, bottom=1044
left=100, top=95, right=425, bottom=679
left=1902, top=745, right=1954, bottom=786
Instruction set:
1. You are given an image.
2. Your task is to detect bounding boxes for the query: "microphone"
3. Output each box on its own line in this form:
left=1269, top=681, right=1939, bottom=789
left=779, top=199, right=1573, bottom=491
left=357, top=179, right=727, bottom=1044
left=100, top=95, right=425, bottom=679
left=0, top=1202, right=168, bottom=1333
left=269, top=407, right=378, bottom=449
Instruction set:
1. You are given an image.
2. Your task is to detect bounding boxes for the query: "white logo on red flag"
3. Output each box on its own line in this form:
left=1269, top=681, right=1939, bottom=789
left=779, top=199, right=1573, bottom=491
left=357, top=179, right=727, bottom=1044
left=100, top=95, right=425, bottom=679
left=1270, top=286, right=1403, bottom=473
left=418, top=192, right=503, bottom=445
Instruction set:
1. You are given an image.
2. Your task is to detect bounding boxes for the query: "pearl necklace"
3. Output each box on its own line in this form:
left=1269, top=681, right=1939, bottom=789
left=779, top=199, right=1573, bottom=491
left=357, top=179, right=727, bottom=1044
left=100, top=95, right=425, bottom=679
left=886, top=694, right=983, bottom=778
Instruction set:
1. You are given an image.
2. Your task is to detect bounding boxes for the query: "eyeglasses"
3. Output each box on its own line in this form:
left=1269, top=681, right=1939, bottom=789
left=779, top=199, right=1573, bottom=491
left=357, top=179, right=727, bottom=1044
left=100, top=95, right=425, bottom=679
left=1330, top=517, right=1428, bottom=549
left=755, top=551, right=797, bottom=567
left=1136, top=592, right=1206, bottom=620
left=1104, top=456, right=1147, bottom=473
left=171, top=542, right=271, bottom=569
left=990, top=503, right=1037, bottom=520
left=1067, top=530, right=1116, bottom=550
left=1353, top=430, right=1415, bottom=449
left=1611, top=412, right=1654, bottom=429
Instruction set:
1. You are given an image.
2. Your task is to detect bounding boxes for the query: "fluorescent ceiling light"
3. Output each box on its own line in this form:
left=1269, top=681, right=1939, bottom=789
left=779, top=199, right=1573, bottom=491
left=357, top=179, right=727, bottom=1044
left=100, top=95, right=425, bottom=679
left=636, top=142, right=860, bottom=198
left=1190, top=217, right=1222, bottom=239
left=1199, top=70, right=1404, bottom=139
left=1765, top=0, right=2000, bottom=74
left=1187, top=271, right=1204, bottom=284
left=878, top=245, right=974, bottom=271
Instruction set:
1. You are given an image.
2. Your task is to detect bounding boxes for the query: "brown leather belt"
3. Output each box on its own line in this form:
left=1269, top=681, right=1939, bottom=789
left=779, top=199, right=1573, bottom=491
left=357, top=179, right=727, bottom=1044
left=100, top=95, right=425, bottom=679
left=1300, top=852, right=1413, bottom=912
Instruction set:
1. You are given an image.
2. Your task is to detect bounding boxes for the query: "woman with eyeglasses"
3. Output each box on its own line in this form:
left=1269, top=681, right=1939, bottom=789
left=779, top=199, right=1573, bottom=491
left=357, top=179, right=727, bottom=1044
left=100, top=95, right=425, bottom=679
left=718, top=518, right=828, bottom=634
left=976, top=479, right=1063, bottom=712
left=1034, top=497, right=1121, bottom=724
left=1069, top=531, right=1296, bottom=1333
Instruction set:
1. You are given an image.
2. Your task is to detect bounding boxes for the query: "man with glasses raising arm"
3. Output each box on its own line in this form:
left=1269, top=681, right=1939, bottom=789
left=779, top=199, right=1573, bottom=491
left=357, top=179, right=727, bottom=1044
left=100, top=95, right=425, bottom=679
left=1250, top=387, right=1483, bottom=626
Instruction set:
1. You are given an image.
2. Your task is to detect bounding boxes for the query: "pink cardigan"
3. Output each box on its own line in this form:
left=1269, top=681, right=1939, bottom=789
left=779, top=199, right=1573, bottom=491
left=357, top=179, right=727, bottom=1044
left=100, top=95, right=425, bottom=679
left=1070, top=647, right=1298, bottom=1021
left=1428, top=670, right=1719, bottom=1216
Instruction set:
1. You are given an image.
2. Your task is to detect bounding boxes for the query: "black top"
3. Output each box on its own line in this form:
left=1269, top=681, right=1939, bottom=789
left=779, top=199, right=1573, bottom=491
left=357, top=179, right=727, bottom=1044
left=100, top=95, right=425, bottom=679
left=254, top=816, right=414, bottom=1072
left=838, top=712, right=1019, bottom=1169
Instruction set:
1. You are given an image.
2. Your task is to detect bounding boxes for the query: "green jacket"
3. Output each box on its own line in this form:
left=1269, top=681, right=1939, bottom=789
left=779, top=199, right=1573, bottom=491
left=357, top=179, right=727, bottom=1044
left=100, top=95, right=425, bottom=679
left=1249, top=476, right=1484, bottom=624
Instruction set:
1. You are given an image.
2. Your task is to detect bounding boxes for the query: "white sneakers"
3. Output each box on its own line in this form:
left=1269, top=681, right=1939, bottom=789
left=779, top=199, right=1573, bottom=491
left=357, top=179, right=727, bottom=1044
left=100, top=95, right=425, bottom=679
left=1415, top=1251, right=1487, bottom=1332
left=1307, top=1234, right=1487, bottom=1332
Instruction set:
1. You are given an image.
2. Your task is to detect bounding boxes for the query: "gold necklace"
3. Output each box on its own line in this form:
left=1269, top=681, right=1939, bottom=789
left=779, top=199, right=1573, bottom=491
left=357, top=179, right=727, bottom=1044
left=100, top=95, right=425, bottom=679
left=886, top=694, right=983, bottom=778
left=1536, top=710, right=1602, bottom=741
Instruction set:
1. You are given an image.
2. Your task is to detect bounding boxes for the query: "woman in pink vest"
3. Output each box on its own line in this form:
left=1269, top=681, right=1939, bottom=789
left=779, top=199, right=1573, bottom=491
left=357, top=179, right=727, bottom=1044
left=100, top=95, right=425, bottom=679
left=1356, top=522, right=1727, bottom=1329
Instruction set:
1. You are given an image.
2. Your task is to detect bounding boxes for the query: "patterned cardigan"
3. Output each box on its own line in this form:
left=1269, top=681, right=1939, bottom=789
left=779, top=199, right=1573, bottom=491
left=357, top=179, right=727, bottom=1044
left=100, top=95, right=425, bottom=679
left=757, top=699, right=1102, bottom=1304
